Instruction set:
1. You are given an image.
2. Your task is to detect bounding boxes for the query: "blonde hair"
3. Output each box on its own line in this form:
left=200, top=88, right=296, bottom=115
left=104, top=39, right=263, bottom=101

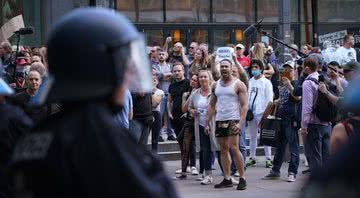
left=198, top=69, right=214, bottom=84
left=253, top=43, right=265, bottom=61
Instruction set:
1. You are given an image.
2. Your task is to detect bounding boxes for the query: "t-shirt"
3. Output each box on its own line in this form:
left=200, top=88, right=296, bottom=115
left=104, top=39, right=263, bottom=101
left=336, top=47, right=357, bottom=66
left=237, top=56, right=251, bottom=68
left=114, top=89, right=133, bottom=129
left=248, top=76, right=273, bottom=116
left=168, top=79, right=190, bottom=118
left=276, top=81, right=298, bottom=119
left=152, top=89, right=164, bottom=112
left=197, top=95, right=208, bottom=127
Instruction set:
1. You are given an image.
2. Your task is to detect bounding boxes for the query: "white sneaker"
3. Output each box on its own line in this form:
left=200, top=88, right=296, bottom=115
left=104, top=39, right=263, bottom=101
left=200, top=175, right=213, bottom=185
left=175, top=167, right=191, bottom=174
left=304, top=159, right=309, bottom=167
left=234, top=171, right=240, bottom=177
left=195, top=175, right=205, bottom=181
left=231, top=177, right=239, bottom=185
left=288, top=174, right=296, bottom=182
left=191, top=167, right=199, bottom=175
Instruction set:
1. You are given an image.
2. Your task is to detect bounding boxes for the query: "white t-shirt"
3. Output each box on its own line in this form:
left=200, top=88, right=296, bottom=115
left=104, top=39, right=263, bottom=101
left=335, top=47, right=357, bottom=66
left=248, top=76, right=273, bottom=116
left=152, top=89, right=164, bottom=112
left=197, top=95, right=208, bottom=127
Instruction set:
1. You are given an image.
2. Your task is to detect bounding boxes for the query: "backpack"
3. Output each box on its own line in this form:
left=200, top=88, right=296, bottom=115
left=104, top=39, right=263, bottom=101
left=306, top=78, right=337, bottom=122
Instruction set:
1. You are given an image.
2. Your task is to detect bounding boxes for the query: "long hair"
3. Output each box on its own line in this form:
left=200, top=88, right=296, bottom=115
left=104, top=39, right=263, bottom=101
left=253, top=43, right=265, bottom=61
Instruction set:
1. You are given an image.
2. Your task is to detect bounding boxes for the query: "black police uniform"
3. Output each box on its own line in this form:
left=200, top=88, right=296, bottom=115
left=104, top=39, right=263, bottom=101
left=11, top=103, right=177, bottom=198
left=0, top=102, right=32, bottom=197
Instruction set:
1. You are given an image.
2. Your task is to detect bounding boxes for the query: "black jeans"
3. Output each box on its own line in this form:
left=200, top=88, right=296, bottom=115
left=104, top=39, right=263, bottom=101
left=151, top=111, right=161, bottom=152
left=272, top=119, right=300, bottom=175
left=305, top=124, right=331, bottom=171
left=199, top=125, right=214, bottom=171
left=172, top=117, right=196, bottom=168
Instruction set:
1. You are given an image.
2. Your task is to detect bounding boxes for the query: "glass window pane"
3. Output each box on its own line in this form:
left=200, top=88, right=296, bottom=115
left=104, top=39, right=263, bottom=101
left=213, top=30, right=231, bottom=50
left=318, top=0, right=360, bottom=22
left=290, top=0, right=298, bottom=22
left=190, top=29, right=208, bottom=44
left=168, top=29, right=186, bottom=48
left=116, top=0, right=163, bottom=22
left=213, top=0, right=254, bottom=22
left=257, top=0, right=278, bottom=22
left=166, top=0, right=210, bottom=22
left=144, top=29, right=163, bottom=47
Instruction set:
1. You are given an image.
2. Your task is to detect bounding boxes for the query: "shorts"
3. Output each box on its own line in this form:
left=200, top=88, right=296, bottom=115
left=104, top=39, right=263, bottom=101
left=215, top=120, right=240, bottom=137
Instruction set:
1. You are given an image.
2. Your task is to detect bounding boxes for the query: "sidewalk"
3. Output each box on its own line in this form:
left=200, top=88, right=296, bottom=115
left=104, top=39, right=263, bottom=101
left=163, top=155, right=309, bottom=198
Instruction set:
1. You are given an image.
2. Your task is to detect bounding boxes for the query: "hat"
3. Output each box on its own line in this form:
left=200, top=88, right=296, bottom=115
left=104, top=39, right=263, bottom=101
left=283, top=61, right=295, bottom=69
left=16, top=58, right=27, bottom=65
left=235, top=44, right=245, bottom=49
left=0, top=79, right=14, bottom=96
left=343, top=61, right=360, bottom=71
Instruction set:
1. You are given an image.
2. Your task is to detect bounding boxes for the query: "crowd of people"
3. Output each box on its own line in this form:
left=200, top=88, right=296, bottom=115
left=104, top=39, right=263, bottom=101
left=144, top=33, right=359, bottom=190
left=0, top=24, right=359, bottom=193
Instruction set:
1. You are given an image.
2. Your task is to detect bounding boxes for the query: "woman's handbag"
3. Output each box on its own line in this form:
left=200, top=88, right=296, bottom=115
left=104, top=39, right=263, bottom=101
left=259, top=103, right=281, bottom=147
left=246, top=88, right=258, bottom=122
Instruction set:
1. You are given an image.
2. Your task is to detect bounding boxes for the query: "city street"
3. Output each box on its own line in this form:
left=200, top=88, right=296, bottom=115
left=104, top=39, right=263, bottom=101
left=164, top=156, right=308, bottom=198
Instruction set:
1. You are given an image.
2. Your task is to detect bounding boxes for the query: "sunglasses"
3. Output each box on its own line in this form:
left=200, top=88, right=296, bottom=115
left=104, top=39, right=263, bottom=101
left=174, top=46, right=182, bottom=48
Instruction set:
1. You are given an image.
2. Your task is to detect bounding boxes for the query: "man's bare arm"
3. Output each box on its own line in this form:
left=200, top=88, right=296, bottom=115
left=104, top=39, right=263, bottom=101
left=237, top=81, right=248, bottom=127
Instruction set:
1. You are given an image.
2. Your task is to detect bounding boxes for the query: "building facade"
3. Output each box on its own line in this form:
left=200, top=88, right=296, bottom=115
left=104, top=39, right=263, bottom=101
left=1, top=0, right=360, bottom=51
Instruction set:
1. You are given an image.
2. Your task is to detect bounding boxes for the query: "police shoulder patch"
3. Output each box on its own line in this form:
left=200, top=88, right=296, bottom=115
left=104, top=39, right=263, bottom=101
left=13, top=132, right=54, bottom=162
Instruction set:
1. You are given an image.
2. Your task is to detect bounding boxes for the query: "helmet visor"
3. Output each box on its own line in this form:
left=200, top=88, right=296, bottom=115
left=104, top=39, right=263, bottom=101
left=121, top=36, right=152, bottom=93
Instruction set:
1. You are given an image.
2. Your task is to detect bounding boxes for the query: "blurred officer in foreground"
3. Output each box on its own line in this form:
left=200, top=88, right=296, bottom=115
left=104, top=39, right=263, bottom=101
left=301, top=74, right=360, bottom=198
left=0, top=78, right=32, bottom=198
left=10, top=8, right=178, bottom=198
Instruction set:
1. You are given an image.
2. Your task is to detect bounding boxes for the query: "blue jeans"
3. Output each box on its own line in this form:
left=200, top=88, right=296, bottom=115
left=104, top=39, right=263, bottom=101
left=272, top=119, right=300, bottom=175
left=199, top=125, right=214, bottom=171
left=305, top=124, right=331, bottom=171
left=231, top=122, right=247, bottom=173
left=159, top=95, right=175, bottom=137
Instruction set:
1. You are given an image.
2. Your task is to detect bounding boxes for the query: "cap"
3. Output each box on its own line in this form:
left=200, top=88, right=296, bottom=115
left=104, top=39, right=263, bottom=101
left=283, top=60, right=295, bottom=69
left=0, top=78, right=14, bottom=96
left=16, top=58, right=27, bottom=65
left=235, top=44, right=245, bottom=49
left=343, top=61, right=360, bottom=71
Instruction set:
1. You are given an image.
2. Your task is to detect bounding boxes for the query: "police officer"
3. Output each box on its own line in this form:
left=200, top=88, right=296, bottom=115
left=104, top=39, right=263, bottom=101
left=0, top=78, right=32, bottom=198
left=10, top=8, right=178, bottom=198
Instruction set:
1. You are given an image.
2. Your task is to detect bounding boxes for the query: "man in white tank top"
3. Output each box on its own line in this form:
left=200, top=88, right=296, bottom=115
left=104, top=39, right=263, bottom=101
left=206, top=59, right=248, bottom=190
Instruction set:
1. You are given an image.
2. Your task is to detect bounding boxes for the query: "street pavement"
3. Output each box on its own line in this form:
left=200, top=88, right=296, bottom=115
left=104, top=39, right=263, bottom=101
left=163, top=155, right=308, bottom=198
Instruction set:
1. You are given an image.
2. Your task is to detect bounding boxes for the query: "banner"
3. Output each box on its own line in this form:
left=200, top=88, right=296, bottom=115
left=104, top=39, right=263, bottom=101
left=0, top=15, right=24, bottom=42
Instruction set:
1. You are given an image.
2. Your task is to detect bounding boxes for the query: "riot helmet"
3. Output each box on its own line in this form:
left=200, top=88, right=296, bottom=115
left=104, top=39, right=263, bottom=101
left=38, top=8, right=152, bottom=104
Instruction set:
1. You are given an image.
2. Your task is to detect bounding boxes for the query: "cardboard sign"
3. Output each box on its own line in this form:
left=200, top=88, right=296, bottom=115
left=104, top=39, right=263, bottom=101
left=318, top=30, right=347, bottom=46
left=0, top=15, right=25, bottom=42
left=215, top=47, right=234, bottom=64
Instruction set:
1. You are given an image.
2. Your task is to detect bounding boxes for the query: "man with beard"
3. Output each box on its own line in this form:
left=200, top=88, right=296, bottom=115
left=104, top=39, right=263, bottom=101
left=152, top=49, right=176, bottom=141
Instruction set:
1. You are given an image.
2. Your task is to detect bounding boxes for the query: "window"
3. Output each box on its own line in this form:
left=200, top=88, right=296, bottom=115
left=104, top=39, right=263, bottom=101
left=144, top=29, right=163, bottom=47
left=318, top=0, right=360, bottom=22
left=116, top=0, right=163, bottom=22
left=190, top=29, right=208, bottom=44
left=213, top=0, right=254, bottom=22
left=257, top=0, right=278, bottom=22
left=213, top=30, right=231, bottom=50
left=166, top=0, right=210, bottom=22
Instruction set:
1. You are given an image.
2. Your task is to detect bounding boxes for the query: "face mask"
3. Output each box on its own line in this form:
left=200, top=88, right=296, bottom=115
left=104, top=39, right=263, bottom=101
left=251, top=69, right=261, bottom=77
